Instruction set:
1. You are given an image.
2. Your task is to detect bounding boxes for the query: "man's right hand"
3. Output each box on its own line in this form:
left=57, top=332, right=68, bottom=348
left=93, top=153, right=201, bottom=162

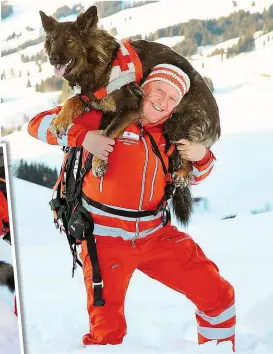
left=82, top=130, right=115, bottom=160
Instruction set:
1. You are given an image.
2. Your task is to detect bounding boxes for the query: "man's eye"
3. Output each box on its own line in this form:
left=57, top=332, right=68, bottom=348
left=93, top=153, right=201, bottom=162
left=67, top=37, right=74, bottom=43
left=157, top=88, right=163, bottom=93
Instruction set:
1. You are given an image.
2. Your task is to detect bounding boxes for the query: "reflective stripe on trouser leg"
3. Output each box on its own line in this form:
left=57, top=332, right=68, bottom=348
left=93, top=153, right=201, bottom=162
left=196, top=302, right=236, bottom=350
left=198, top=325, right=235, bottom=340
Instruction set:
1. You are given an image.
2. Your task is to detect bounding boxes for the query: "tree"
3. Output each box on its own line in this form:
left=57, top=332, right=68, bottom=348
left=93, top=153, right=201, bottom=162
left=1, top=2, right=13, bottom=19
left=15, top=159, right=58, bottom=188
left=26, top=79, right=31, bottom=88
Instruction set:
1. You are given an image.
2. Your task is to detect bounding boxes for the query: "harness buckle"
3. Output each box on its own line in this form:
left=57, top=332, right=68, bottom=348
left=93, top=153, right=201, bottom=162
left=80, top=167, right=87, bottom=177
left=92, top=280, right=104, bottom=288
left=161, top=206, right=171, bottom=226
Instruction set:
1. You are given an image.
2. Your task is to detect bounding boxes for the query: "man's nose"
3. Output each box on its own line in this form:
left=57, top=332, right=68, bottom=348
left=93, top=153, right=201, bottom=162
left=159, top=93, right=168, bottom=109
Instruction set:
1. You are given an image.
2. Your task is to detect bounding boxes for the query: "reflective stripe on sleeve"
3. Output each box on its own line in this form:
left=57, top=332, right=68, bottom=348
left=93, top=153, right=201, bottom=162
left=37, top=114, right=56, bottom=142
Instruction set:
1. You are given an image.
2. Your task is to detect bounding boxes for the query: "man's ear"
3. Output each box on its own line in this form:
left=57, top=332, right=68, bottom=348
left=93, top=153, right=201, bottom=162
left=76, top=6, right=98, bottom=33
left=39, top=11, right=58, bottom=33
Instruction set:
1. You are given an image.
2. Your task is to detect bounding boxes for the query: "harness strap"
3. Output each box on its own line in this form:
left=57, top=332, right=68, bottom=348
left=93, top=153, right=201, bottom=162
left=75, top=152, right=105, bottom=306
left=142, top=128, right=175, bottom=210
left=82, top=193, right=158, bottom=218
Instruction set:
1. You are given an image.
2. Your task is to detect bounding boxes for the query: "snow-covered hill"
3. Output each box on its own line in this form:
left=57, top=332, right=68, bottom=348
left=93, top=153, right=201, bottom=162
left=0, top=301, right=21, bottom=354
left=1, top=1, right=273, bottom=131
left=2, top=0, right=273, bottom=47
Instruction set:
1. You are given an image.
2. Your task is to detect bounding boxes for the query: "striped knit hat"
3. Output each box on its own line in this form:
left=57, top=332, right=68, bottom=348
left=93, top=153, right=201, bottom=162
left=141, top=63, right=190, bottom=102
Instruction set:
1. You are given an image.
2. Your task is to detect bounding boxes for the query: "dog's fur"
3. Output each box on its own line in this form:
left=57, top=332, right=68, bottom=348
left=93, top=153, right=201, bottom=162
left=0, top=261, right=15, bottom=292
left=39, top=6, right=221, bottom=225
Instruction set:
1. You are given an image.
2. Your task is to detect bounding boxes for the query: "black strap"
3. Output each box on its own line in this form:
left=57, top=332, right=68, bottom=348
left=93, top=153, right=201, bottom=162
left=74, top=152, right=93, bottom=198
left=143, top=128, right=168, bottom=175
left=86, top=234, right=105, bottom=306
left=82, top=193, right=158, bottom=218
left=142, top=127, right=175, bottom=202
left=75, top=153, right=105, bottom=306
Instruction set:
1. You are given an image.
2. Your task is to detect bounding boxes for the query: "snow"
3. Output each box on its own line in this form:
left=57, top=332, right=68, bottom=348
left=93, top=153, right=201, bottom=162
left=0, top=301, right=20, bottom=354
left=10, top=177, right=273, bottom=353
left=99, top=0, right=273, bottom=39
left=155, top=36, right=185, bottom=47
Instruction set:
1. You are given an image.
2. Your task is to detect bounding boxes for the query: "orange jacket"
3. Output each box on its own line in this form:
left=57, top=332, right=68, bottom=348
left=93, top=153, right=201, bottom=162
left=0, top=180, right=9, bottom=238
left=28, top=107, right=215, bottom=238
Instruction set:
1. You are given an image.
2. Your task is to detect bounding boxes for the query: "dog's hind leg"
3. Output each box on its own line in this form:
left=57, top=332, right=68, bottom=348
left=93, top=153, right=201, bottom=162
left=92, top=110, right=139, bottom=177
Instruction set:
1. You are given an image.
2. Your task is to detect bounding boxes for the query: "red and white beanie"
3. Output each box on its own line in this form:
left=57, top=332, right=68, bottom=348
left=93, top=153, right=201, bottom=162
left=141, top=63, right=190, bottom=102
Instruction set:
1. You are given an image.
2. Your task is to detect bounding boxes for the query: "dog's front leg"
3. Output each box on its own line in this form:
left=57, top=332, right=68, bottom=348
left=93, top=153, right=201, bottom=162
left=92, top=110, right=139, bottom=177
left=50, top=96, right=84, bottom=137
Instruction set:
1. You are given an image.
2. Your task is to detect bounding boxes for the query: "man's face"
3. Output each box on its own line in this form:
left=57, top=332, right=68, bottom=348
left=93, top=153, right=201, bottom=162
left=141, top=81, right=180, bottom=125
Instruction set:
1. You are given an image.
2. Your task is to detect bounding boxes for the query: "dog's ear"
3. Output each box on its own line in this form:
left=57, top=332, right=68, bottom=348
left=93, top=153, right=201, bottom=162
left=77, top=6, right=98, bottom=32
left=39, top=11, right=58, bottom=33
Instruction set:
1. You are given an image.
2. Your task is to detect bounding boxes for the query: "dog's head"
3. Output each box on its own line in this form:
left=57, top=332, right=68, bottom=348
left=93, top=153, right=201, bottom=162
left=39, top=6, right=99, bottom=82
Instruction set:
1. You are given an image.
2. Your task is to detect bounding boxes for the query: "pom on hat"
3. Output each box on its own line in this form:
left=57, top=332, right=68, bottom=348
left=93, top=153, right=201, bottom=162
left=141, top=63, right=190, bottom=102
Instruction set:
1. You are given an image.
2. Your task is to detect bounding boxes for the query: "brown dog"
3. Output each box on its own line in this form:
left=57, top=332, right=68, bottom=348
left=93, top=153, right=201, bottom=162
left=39, top=6, right=220, bottom=224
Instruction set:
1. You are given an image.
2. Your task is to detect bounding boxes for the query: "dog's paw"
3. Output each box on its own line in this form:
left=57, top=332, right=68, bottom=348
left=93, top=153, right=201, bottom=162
left=172, top=172, right=189, bottom=187
left=49, top=121, right=67, bottom=139
left=92, top=157, right=108, bottom=177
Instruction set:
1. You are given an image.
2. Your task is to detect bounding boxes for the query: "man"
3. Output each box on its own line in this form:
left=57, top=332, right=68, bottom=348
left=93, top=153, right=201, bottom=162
left=28, top=64, right=235, bottom=350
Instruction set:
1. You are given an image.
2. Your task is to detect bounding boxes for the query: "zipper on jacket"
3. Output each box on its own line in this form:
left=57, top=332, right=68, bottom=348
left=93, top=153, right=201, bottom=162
left=99, top=177, right=103, bottom=192
left=149, top=155, right=158, bottom=201
left=132, top=131, right=149, bottom=247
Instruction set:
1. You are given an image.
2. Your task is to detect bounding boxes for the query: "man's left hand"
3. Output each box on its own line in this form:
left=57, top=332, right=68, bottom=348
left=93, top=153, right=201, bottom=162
left=173, top=139, right=207, bottom=162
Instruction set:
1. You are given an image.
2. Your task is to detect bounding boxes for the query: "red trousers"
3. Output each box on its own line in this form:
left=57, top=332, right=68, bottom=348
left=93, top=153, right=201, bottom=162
left=80, top=224, right=235, bottom=348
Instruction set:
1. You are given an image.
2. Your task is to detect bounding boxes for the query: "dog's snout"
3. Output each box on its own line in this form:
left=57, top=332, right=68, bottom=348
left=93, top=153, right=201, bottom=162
left=50, top=54, right=60, bottom=65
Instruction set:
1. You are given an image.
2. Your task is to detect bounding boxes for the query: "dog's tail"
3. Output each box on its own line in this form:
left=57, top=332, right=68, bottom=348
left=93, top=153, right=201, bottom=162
left=0, top=261, right=15, bottom=292
left=170, top=185, right=193, bottom=227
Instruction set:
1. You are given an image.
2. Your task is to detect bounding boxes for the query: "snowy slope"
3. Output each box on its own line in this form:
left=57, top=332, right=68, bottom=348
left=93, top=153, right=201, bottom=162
left=2, top=0, right=272, bottom=47
left=0, top=301, right=21, bottom=354
left=11, top=177, right=273, bottom=353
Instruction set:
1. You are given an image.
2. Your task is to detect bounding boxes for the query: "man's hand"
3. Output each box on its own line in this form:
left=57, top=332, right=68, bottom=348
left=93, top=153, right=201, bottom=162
left=82, top=130, right=115, bottom=160
left=173, top=139, right=207, bottom=162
